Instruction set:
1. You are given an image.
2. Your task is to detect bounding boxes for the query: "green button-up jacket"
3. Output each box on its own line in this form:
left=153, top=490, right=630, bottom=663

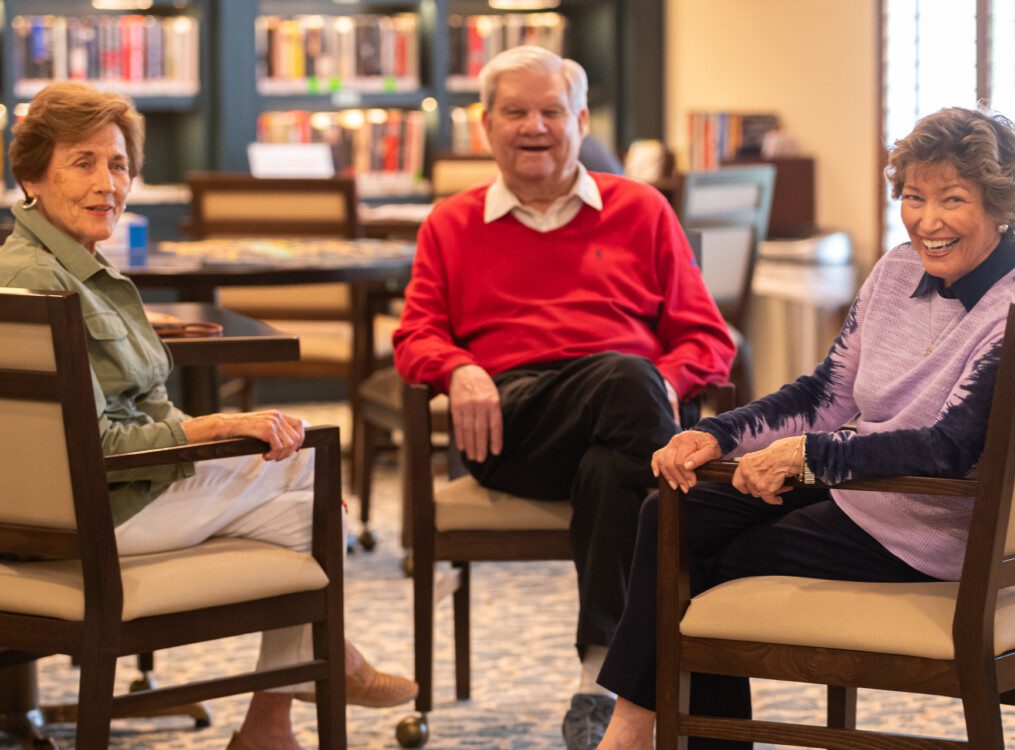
left=0, top=201, right=194, bottom=526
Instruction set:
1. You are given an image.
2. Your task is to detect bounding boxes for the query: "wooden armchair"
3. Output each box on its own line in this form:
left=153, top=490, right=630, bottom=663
left=0, top=288, right=346, bottom=748
left=394, top=381, right=734, bottom=748
left=656, top=303, right=1015, bottom=749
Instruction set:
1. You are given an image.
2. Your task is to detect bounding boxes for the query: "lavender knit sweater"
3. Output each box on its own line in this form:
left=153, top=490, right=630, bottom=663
left=696, top=240, right=1015, bottom=580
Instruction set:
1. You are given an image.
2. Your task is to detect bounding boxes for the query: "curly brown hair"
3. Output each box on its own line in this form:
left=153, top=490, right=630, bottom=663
left=8, top=82, right=145, bottom=195
left=885, top=106, right=1015, bottom=233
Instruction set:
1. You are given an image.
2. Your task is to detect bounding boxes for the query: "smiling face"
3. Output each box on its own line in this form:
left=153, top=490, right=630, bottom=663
left=22, top=123, right=131, bottom=253
left=901, top=162, right=1003, bottom=286
left=482, top=67, right=588, bottom=203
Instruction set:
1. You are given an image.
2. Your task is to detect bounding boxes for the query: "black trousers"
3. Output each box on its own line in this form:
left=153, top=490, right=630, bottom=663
left=597, top=483, right=939, bottom=750
left=465, top=352, right=678, bottom=655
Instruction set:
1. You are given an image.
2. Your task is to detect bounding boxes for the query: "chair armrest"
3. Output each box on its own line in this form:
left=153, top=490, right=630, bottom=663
left=104, top=425, right=338, bottom=472
left=692, top=460, right=978, bottom=497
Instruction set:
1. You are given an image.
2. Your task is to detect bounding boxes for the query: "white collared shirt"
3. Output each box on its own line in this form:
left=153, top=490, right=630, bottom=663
left=483, top=164, right=604, bottom=233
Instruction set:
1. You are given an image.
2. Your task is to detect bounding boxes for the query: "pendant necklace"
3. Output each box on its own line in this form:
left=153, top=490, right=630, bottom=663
left=925, top=295, right=963, bottom=357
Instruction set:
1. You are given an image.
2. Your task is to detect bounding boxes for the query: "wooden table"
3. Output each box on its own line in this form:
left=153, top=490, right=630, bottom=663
left=126, top=238, right=414, bottom=416
left=0, top=304, right=302, bottom=750
left=148, top=302, right=299, bottom=416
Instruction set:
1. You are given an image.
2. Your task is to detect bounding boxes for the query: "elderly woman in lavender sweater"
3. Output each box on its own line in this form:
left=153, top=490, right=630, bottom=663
left=595, top=106, right=1015, bottom=750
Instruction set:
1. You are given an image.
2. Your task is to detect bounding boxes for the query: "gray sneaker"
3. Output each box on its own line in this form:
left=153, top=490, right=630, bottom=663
left=561, top=693, right=615, bottom=750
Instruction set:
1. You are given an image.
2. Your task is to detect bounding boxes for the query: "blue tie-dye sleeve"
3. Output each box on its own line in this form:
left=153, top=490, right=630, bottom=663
left=805, top=337, right=1001, bottom=484
left=695, top=291, right=865, bottom=456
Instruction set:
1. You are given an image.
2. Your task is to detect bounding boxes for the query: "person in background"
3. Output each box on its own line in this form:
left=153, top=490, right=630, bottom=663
left=596, top=106, right=1015, bottom=749
left=0, top=81, right=417, bottom=750
left=393, top=45, right=734, bottom=750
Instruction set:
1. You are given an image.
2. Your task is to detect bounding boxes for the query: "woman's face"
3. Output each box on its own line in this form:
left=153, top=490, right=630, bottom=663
left=22, top=123, right=131, bottom=253
left=900, top=162, right=1002, bottom=286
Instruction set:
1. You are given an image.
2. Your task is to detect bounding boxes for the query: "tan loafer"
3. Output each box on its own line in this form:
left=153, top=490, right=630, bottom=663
left=295, top=640, right=419, bottom=708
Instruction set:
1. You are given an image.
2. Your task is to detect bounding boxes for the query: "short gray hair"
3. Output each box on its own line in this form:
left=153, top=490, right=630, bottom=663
left=479, top=45, right=588, bottom=115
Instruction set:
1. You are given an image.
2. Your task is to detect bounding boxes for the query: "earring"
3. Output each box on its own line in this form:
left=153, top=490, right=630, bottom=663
left=999, top=223, right=1010, bottom=234
left=23, top=195, right=37, bottom=210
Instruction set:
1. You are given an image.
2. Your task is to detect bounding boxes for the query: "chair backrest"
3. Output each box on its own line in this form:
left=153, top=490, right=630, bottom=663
left=187, top=172, right=359, bottom=239
left=677, top=165, right=776, bottom=327
left=431, top=155, right=499, bottom=199
left=957, top=304, right=1015, bottom=642
left=0, top=289, right=114, bottom=560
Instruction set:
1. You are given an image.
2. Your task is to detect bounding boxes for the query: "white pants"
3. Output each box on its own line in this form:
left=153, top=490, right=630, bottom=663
left=115, top=447, right=344, bottom=692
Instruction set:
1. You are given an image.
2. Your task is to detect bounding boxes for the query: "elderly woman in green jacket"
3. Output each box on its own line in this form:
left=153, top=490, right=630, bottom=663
left=0, top=81, right=415, bottom=750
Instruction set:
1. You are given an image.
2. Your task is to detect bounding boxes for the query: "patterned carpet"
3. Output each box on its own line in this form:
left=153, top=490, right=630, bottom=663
left=4, top=402, right=1015, bottom=749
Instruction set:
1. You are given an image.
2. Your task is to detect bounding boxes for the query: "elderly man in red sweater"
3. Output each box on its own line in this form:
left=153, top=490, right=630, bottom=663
left=393, top=45, right=734, bottom=750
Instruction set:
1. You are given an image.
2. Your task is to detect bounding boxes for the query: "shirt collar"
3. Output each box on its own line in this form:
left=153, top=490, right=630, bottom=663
left=12, top=199, right=107, bottom=282
left=910, top=234, right=1015, bottom=311
left=483, top=163, right=603, bottom=224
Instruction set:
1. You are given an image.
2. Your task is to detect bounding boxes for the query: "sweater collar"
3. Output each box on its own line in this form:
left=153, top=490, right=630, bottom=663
left=484, top=163, right=603, bottom=225
left=910, top=234, right=1015, bottom=311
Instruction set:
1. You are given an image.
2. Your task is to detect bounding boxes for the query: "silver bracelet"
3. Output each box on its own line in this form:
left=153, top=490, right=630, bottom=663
left=800, top=435, right=816, bottom=484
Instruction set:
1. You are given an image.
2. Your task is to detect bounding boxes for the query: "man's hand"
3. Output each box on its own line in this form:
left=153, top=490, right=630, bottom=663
left=651, top=430, right=721, bottom=492
left=449, top=364, right=503, bottom=463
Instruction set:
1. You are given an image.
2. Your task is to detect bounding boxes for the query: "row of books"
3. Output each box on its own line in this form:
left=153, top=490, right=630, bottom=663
left=686, top=112, right=780, bottom=171
left=257, top=109, right=425, bottom=178
left=256, top=15, right=420, bottom=95
left=451, top=104, right=489, bottom=156
left=447, top=13, right=566, bottom=92
left=11, top=15, right=200, bottom=97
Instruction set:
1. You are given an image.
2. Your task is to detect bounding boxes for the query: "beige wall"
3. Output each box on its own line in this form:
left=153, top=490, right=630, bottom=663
left=666, top=0, right=881, bottom=270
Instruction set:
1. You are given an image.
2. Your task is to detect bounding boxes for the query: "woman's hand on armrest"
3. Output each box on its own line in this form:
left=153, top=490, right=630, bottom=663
left=181, top=411, right=306, bottom=461
left=652, top=430, right=722, bottom=493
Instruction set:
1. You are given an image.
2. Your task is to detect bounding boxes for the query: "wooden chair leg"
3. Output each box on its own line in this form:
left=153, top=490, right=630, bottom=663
left=959, top=672, right=1005, bottom=749
left=452, top=561, right=471, bottom=701
left=239, top=377, right=256, bottom=412
left=74, top=647, right=117, bottom=750
left=354, top=421, right=380, bottom=549
left=826, top=684, right=856, bottom=729
left=413, top=541, right=435, bottom=713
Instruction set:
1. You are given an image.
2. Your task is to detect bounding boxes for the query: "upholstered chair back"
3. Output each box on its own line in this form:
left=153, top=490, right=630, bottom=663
left=0, top=290, right=83, bottom=529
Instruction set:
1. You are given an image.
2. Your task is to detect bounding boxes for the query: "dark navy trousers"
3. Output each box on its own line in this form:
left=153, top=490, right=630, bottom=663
left=465, top=352, right=678, bottom=655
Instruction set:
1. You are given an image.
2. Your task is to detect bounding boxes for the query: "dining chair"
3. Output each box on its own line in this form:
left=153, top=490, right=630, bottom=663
left=430, top=154, right=499, bottom=199
left=186, top=172, right=403, bottom=505
left=656, top=302, right=1015, bottom=749
left=675, top=164, right=776, bottom=404
left=394, top=379, right=735, bottom=748
left=0, top=287, right=347, bottom=748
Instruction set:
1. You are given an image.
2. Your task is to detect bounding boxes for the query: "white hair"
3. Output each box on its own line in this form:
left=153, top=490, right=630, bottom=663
left=479, top=45, right=588, bottom=115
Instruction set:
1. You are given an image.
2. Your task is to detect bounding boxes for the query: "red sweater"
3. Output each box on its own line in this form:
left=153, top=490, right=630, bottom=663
left=394, top=173, right=735, bottom=397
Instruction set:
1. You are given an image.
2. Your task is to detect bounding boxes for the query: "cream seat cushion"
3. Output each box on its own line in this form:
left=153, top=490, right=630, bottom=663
left=265, top=315, right=399, bottom=364
left=435, top=475, right=570, bottom=532
left=0, top=538, right=329, bottom=622
left=680, top=575, right=1015, bottom=660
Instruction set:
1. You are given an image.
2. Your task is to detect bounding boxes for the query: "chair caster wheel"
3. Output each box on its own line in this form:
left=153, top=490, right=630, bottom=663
left=395, top=714, right=429, bottom=747
left=402, top=554, right=414, bottom=577
left=358, top=529, right=378, bottom=551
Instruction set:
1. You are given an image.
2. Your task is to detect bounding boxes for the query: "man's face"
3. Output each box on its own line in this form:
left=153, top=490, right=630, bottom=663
left=482, top=68, right=588, bottom=195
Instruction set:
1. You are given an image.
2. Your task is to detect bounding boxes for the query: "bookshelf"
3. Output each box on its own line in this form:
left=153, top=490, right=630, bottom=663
left=1, top=0, right=212, bottom=188
left=217, top=0, right=665, bottom=186
left=0, top=0, right=664, bottom=233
